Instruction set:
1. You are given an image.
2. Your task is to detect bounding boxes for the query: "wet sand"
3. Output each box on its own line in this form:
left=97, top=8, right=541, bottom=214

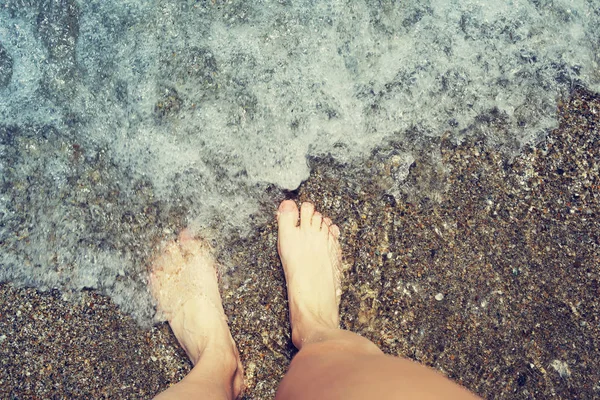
left=1, top=88, right=599, bottom=399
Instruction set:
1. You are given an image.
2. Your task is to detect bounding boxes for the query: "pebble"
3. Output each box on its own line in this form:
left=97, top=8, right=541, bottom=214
left=435, top=293, right=444, bottom=301
left=551, top=360, right=571, bottom=378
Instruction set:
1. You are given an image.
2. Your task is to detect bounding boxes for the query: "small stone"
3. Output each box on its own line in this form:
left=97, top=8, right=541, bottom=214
left=551, top=360, right=571, bottom=378
left=0, top=43, right=13, bottom=88
left=435, top=293, right=444, bottom=301
left=245, top=361, right=256, bottom=381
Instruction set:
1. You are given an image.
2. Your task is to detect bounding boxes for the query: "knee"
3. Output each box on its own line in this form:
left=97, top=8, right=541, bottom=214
left=299, top=328, right=383, bottom=357
left=276, top=329, right=384, bottom=400
left=284, top=331, right=383, bottom=382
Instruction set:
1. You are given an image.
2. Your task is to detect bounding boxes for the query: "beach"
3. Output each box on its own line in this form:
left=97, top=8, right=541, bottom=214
left=1, top=88, right=598, bottom=399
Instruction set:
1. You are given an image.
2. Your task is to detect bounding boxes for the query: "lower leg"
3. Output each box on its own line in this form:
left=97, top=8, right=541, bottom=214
left=155, top=346, right=240, bottom=400
left=155, top=347, right=239, bottom=400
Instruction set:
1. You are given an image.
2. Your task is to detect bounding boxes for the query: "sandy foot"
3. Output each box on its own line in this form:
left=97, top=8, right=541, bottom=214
left=149, top=230, right=243, bottom=390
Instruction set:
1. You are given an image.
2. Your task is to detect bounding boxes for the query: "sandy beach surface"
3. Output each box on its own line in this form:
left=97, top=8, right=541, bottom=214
left=1, top=88, right=599, bottom=399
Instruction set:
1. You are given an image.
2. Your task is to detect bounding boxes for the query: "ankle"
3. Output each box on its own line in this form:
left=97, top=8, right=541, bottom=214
left=199, top=343, right=241, bottom=377
left=186, top=346, right=243, bottom=399
left=290, top=314, right=339, bottom=349
left=169, top=300, right=232, bottom=365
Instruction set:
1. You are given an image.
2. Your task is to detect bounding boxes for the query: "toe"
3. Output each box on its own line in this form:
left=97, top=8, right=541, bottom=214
left=300, top=202, right=315, bottom=228
left=177, top=229, right=206, bottom=256
left=323, top=217, right=332, bottom=227
left=153, top=242, right=180, bottom=272
left=178, top=228, right=194, bottom=242
left=164, top=241, right=180, bottom=257
left=311, top=211, right=323, bottom=229
left=180, top=239, right=208, bottom=261
left=277, top=200, right=299, bottom=229
left=330, top=224, right=341, bottom=239
left=149, top=272, right=157, bottom=289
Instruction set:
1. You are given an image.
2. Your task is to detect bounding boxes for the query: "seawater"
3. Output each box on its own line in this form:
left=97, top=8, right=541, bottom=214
left=0, top=0, right=598, bottom=325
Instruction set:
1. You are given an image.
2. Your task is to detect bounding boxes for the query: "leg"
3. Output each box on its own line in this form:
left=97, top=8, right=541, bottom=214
left=275, top=201, right=480, bottom=400
left=150, top=231, right=244, bottom=400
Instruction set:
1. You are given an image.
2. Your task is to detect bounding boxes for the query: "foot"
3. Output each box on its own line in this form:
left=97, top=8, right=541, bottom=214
left=277, top=200, right=343, bottom=349
left=149, top=230, right=244, bottom=396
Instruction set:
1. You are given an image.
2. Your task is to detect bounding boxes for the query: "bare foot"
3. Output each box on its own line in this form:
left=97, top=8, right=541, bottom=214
left=149, top=230, right=244, bottom=396
left=277, top=200, right=343, bottom=349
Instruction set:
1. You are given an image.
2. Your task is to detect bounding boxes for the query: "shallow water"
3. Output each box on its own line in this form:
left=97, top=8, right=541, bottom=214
left=0, top=0, right=598, bottom=324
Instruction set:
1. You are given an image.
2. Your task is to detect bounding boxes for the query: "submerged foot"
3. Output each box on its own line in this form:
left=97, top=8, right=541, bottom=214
left=277, top=200, right=343, bottom=349
left=149, top=230, right=244, bottom=396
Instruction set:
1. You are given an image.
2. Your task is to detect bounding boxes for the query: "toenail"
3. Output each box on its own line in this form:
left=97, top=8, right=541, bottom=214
left=279, top=200, right=297, bottom=212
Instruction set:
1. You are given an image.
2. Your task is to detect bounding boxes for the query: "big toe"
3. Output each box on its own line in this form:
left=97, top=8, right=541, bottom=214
left=178, top=230, right=209, bottom=258
left=153, top=242, right=182, bottom=275
left=278, top=200, right=299, bottom=229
